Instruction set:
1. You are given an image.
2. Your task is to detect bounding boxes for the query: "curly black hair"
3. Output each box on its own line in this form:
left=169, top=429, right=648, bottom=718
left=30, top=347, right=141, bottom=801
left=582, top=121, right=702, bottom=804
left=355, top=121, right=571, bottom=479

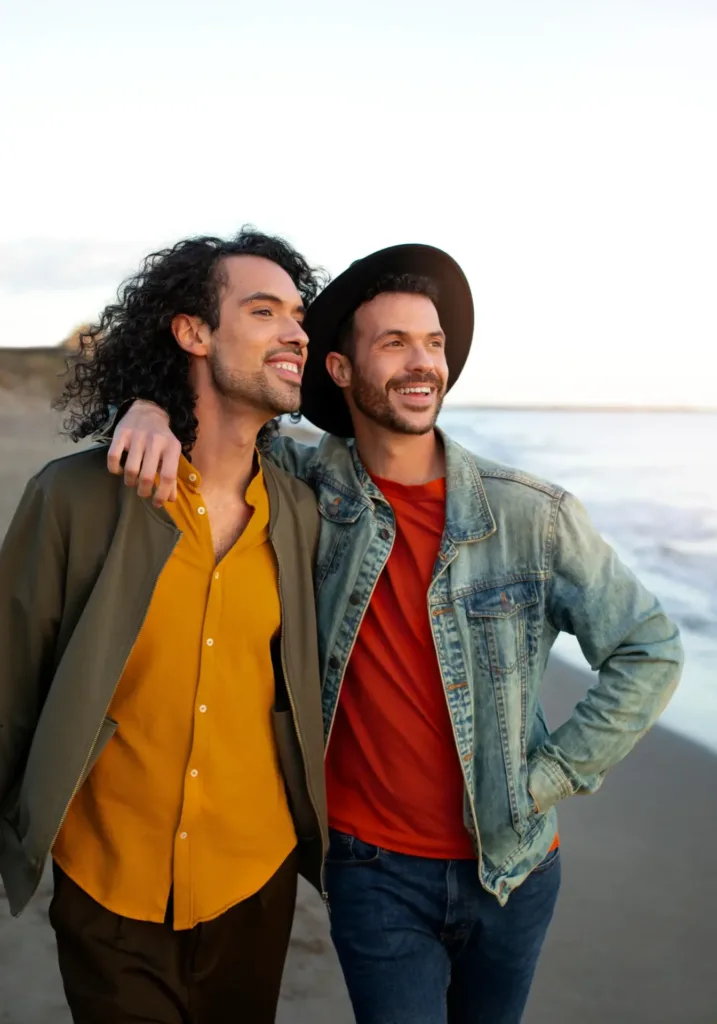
left=56, top=227, right=326, bottom=453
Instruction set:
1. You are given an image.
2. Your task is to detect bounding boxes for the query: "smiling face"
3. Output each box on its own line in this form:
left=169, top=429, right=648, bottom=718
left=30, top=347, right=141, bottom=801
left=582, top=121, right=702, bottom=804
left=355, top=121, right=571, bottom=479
left=327, top=290, right=449, bottom=435
left=178, top=253, right=309, bottom=416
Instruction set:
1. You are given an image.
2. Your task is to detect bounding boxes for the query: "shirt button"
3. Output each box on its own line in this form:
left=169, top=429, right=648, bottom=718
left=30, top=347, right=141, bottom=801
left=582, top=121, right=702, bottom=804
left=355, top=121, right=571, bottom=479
left=179, top=832, right=188, bottom=840
left=214, top=571, right=220, bottom=580
left=206, top=638, right=214, bottom=647
left=197, top=506, right=206, bottom=515
left=190, top=769, right=198, bottom=778
left=199, top=705, right=207, bottom=713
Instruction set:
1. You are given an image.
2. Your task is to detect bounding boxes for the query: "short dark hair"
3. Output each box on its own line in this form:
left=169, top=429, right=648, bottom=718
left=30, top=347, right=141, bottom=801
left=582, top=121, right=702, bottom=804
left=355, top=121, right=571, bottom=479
left=57, top=227, right=326, bottom=452
left=335, top=273, right=440, bottom=359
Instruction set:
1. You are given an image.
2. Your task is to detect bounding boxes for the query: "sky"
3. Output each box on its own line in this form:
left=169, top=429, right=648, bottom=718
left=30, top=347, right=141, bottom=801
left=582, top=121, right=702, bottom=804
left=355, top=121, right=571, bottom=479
left=0, top=0, right=715, bottom=407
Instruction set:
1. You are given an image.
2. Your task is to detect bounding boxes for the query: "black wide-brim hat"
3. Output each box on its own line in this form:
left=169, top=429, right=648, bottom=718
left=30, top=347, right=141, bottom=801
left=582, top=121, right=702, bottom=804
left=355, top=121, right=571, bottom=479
left=300, top=243, right=474, bottom=437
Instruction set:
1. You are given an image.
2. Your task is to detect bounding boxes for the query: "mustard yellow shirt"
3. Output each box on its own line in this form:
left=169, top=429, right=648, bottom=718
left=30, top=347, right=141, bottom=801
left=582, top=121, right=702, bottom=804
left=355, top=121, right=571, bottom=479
left=53, top=456, right=297, bottom=929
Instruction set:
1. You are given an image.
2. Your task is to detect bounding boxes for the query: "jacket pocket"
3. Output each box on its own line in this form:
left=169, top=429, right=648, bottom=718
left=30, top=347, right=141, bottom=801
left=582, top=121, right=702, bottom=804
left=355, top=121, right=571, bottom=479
left=463, top=580, right=540, bottom=836
left=272, top=708, right=317, bottom=841
left=77, top=716, right=118, bottom=788
left=465, top=580, right=539, bottom=673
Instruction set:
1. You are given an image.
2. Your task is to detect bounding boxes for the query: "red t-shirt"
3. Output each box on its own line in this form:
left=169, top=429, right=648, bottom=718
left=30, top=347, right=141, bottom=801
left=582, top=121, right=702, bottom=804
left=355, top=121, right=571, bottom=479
left=326, top=473, right=477, bottom=858
left=326, top=472, right=559, bottom=861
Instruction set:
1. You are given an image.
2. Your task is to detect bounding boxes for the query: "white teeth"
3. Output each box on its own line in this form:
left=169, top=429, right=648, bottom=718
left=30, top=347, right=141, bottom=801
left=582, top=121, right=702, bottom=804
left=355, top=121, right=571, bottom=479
left=272, top=361, right=299, bottom=374
left=396, top=386, right=432, bottom=395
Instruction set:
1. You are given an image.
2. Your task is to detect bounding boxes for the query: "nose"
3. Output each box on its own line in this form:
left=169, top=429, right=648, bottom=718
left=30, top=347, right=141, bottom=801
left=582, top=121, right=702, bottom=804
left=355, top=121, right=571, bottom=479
left=281, top=316, right=309, bottom=351
left=404, top=341, right=435, bottom=373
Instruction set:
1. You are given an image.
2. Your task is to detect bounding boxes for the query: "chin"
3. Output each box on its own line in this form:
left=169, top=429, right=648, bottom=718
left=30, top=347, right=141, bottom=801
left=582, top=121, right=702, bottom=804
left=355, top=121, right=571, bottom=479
left=389, top=412, right=437, bottom=436
left=394, top=405, right=440, bottom=433
left=400, top=421, right=437, bottom=436
left=268, top=399, right=303, bottom=415
left=267, top=389, right=301, bottom=417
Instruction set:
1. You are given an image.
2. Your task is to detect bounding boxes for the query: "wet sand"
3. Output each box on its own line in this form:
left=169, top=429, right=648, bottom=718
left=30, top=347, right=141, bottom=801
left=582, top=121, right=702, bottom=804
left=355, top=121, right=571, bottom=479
left=1, top=402, right=715, bottom=1022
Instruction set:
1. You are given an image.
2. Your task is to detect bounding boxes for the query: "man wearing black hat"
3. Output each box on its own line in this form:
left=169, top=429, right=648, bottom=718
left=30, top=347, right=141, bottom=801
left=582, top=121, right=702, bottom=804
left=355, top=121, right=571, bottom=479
left=113, top=243, right=682, bottom=1023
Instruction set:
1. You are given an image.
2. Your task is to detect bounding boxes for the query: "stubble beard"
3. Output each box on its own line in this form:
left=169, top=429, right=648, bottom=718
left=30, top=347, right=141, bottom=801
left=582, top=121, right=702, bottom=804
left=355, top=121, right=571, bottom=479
left=350, top=364, right=444, bottom=436
left=209, top=351, right=300, bottom=417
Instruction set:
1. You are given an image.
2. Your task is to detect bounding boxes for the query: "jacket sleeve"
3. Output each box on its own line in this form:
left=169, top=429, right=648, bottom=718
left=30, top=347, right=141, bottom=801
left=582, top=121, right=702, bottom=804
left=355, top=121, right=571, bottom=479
left=528, top=491, right=683, bottom=813
left=267, top=435, right=320, bottom=483
left=0, top=476, right=66, bottom=809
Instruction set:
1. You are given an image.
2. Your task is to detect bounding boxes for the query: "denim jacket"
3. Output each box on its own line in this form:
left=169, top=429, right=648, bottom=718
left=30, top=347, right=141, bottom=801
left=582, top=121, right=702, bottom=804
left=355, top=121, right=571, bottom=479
left=270, top=429, right=683, bottom=904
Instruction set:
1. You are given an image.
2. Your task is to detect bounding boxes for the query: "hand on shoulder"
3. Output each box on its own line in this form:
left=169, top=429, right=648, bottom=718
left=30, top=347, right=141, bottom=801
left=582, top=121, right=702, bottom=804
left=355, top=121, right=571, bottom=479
left=107, top=401, right=181, bottom=506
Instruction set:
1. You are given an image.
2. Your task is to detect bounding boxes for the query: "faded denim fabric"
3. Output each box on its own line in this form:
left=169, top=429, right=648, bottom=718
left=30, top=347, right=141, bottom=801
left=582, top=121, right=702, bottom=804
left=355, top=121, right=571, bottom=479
left=269, top=430, right=683, bottom=904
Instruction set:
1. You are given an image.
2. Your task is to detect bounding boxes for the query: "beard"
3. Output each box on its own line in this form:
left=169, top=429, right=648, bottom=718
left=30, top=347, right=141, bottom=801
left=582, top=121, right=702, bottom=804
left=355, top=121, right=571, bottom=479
left=350, top=365, right=445, bottom=435
left=208, top=350, right=301, bottom=416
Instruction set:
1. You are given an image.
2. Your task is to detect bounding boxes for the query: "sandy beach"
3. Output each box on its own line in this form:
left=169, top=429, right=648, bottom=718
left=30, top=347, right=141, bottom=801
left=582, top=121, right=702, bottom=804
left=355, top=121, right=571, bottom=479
left=0, top=401, right=714, bottom=1023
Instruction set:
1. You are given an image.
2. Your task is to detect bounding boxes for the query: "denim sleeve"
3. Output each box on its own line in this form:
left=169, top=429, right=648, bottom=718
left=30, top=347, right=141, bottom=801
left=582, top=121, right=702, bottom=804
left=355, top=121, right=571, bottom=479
left=268, top=435, right=320, bottom=484
left=528, top=491, right=684, bottom=813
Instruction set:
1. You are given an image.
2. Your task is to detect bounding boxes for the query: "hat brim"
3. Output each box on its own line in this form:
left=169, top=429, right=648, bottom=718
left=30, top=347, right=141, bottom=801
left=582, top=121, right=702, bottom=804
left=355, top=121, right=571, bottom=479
left=299, top=243, right=474, bottom=437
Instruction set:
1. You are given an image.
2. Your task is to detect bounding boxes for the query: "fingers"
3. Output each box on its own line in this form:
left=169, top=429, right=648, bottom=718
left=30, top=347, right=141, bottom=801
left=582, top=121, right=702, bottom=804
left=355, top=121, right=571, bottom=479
left=125, top=433, right=155, bottom=497
left=152, top=438, right=182, bottom=508
left=106, top=429, right=180, bottom=503
left=104, top=402, right=181, bottom=505
left=107, top=427, right=130, bottom=476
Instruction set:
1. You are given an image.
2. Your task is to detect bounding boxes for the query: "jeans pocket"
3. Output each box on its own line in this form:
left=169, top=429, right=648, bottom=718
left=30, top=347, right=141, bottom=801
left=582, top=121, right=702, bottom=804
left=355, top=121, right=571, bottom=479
left=531, top=845, right=560, bottom=875
left=326, top=830, right=381, bottom=865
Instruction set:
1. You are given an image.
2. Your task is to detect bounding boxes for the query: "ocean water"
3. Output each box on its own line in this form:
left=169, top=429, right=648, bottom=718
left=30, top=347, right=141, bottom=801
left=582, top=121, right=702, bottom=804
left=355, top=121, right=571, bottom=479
left=438, top=409, right=717, bottom=754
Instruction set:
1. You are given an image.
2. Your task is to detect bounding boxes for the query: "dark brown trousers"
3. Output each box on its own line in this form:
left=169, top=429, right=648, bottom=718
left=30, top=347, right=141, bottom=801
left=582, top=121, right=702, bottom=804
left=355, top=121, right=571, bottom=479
left=49, top=851, right=298, bottom=1024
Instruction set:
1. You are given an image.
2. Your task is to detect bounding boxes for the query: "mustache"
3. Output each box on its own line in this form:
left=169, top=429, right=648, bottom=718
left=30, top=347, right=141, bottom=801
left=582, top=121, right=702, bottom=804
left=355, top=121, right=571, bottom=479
left=387, top=371, right=444, bottom=391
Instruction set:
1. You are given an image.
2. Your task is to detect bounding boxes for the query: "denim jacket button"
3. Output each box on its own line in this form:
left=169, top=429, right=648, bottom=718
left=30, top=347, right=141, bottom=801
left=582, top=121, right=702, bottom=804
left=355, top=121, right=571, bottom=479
left=379, top=528, right=390, bottom=541
left=349, top=594, right=360, bottom=606
left=329, top=656, right=340, bottom=671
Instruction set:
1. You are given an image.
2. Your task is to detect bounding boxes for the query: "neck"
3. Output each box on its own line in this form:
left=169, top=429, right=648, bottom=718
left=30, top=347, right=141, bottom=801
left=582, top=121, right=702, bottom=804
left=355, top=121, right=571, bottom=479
left=190, top=391, right=267, bottom=499
left=353, top=420, right=445, bottom=485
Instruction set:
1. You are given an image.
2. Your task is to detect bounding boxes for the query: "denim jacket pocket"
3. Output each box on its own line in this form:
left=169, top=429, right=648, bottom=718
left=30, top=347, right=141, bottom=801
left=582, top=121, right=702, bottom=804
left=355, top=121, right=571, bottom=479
left=315, top=497, right=364, bottom=589
left=464, top=580, right=539, bottom=673
left=464, top=580, right=540, bottom=835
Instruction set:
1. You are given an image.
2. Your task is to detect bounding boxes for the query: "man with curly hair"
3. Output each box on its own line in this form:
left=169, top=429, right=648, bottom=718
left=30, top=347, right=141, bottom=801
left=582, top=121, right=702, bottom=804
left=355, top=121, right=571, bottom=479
left=0, top=230, right=329, bottom=1023
left=112, top=243, right=682, bottom=1024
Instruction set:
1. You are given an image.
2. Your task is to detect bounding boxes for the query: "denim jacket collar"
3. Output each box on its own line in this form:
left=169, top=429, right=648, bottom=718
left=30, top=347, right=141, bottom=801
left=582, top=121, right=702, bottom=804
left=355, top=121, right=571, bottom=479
left=314, top=429, right=496, bottom=544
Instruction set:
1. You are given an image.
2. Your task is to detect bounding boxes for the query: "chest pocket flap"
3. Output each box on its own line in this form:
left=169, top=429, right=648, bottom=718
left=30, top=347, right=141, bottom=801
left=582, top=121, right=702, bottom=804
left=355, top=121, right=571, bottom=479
left=465, top=580, right=539, bottom=619
left=463, top=580, right=540, bottom=673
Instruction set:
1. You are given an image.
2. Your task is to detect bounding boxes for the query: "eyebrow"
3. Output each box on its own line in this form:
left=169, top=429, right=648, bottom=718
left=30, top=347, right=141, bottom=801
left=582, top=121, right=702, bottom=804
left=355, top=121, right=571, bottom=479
left=374, top=328, right=446, bottom=342
left=239, top=291, right=306, bottom=315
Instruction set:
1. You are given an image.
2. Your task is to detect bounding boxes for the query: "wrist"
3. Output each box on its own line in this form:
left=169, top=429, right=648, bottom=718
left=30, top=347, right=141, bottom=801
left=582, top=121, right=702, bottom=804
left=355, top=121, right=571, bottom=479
left=132, top=399, right=170, bottom=424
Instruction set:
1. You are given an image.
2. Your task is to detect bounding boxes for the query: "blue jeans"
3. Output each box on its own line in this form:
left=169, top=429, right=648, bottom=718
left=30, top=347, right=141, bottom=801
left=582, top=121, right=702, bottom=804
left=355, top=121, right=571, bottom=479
left=325, top=830, right=561, bottom=1024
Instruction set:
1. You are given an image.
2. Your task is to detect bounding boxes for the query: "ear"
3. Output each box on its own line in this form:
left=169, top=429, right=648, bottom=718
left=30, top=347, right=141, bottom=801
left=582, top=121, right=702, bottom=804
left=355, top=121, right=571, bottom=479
left=325, top=351, right=352, bottom=390
left=171, top=314, right=211, bottom=357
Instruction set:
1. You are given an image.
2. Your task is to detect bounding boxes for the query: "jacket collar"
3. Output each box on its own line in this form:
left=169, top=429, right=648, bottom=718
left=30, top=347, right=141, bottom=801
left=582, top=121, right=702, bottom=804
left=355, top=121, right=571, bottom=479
left=315, top=428, right=496, bottom=544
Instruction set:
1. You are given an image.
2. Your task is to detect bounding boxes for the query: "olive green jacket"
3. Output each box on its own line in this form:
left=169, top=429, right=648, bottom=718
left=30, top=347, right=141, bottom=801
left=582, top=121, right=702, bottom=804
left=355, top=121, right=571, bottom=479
left=0, top=446, right=327, bottom=917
